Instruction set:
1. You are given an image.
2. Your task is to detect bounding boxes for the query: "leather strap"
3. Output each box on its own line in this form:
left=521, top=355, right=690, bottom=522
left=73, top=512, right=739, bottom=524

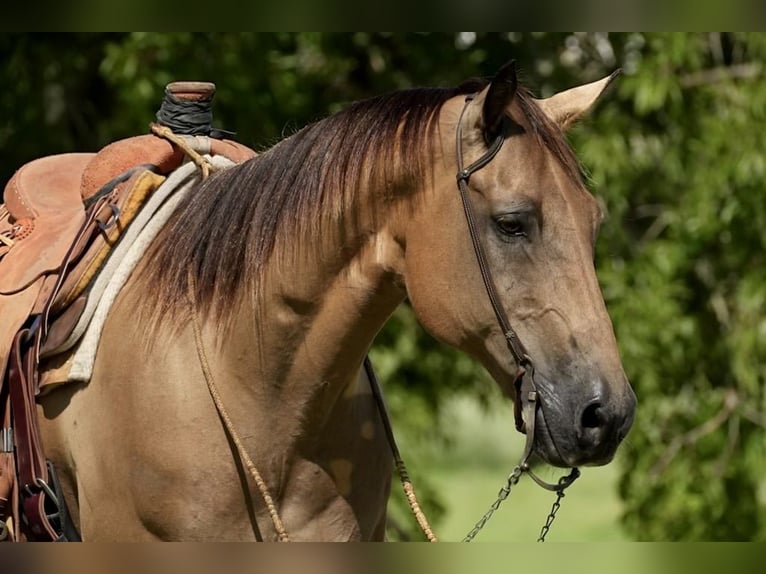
left=34, top=194, right=114, bottom=350
left=7, top=330, right=46, bottom=488
left=454, top=96, right=586, bottom=497
left=0, top=193, right=112, bottom=542
left=454, top=95, right=535, bottom=436
left=7, top=329, right=59, bottom=541
left=0, top=388, right=16, bottom=540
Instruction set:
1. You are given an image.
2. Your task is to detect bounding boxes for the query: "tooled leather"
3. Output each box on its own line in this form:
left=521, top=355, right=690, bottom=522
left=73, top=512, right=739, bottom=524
left=0, top=214, right=86, bottom=295
left=4, top=154, right=94, bottom=222
left=80, top=135, right=184, bottom=201
left=6, top=162, right=38, bottom=220
left=209, top=138, right=257, bottom=163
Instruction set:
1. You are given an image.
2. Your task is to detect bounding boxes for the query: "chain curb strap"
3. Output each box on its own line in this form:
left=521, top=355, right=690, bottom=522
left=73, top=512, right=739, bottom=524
left=462, top=463, right=581, bottom=542
left=536, top=468, right=581, bottom=542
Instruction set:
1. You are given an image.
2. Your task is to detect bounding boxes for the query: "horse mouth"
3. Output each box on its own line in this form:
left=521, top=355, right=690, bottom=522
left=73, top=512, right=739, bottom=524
left=531, top=400, right=619, bottom=468
left=531, top=405, right=575, bottom=468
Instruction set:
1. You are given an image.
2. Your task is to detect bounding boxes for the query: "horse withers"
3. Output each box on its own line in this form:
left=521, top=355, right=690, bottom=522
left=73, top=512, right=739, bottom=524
left=37, top=62, right=635, bottom=540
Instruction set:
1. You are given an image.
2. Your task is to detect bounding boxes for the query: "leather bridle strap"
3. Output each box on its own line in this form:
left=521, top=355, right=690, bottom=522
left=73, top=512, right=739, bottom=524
left=454, top=95, right=536, bottom=441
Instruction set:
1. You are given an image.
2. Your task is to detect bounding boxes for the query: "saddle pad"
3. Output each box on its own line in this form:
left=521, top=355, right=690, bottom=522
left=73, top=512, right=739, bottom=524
left=53, top=170, right=166, bottom=315
left=38, top=170, right=166, bottom=357
left=39, top=155, right=235, bottom=390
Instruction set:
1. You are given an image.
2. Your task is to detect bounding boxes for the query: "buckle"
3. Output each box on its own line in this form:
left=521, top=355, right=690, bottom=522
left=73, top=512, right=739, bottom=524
left=0, top=428, right=12, bottom=453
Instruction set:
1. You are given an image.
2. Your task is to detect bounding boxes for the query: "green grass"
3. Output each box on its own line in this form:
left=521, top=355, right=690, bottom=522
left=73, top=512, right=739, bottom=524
left=419, top=395, right=629, bottom=542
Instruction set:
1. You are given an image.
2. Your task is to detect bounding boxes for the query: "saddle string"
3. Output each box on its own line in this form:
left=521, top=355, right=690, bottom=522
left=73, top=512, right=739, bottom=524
left=364, top=357, right=438, bottom=542
left=150, top=123, right=216, bottom=180
left=186, top=270, right=289, bottom=542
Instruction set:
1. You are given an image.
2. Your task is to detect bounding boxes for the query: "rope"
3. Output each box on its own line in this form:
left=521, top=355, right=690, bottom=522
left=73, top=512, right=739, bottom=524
left=186, top=270, right=289, bottom=542
left=364, top=358, right=438, bottom=542
left=150, top=123, right=215, bottom=180
left=398, top=464, right=438, bottom=542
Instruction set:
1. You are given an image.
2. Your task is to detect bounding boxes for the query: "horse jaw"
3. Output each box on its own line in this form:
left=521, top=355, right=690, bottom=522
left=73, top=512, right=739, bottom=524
left=535, top=71, right=620, bottom=131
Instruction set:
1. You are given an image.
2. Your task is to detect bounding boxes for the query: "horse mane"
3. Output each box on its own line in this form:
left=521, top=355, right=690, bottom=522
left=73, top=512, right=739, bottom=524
left=139, top=78, right=583, bottom=329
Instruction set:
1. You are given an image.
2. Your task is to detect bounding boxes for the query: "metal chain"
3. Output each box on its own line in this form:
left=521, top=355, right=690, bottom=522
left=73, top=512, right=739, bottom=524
left=463, top=465, right=524, bottom=542
left=537, top=489, right=566, bottom=541
left=536, top=468, right=582, bottom=541
left=464, top=465, right=580, bottom=542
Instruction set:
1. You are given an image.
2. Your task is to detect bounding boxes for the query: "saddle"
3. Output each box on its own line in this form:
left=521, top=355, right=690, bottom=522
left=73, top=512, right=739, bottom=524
left=0, top=82, right=256, bottom=541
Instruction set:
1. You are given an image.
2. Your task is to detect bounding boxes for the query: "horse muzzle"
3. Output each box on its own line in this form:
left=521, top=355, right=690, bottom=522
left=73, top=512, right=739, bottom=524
left=530, top=376, right=636, bottom=468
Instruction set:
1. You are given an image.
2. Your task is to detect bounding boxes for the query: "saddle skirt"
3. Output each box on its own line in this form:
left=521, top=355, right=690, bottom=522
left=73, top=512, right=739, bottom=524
left=41, top=155, right=237, bottom=390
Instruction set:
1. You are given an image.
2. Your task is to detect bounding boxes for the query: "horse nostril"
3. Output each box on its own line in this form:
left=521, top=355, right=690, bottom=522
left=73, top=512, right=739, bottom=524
left=576, top=393, right=629, bottom=463
left=581, top=401, right=604, bottom=429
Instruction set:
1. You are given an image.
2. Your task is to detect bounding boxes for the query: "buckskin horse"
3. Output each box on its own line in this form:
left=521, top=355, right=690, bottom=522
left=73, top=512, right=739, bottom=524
left=7, top=61, right=635, bottom=541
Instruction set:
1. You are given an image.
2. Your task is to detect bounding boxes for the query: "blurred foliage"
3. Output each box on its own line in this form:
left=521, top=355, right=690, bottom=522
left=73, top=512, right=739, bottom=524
left=1, top=33, right=764, bottom=541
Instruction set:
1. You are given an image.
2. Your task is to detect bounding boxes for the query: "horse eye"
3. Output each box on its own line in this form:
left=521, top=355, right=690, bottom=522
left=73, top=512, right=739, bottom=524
left=494, top=215, right=527, bottom=238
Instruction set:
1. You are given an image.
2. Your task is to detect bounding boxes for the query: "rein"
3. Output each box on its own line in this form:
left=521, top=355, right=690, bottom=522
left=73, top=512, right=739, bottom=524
left=186, top=271, right=289, bottom=542
left=364, top=358, right=438, bottom=542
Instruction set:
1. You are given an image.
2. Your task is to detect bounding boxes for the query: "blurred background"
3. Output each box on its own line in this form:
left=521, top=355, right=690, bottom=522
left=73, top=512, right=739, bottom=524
left=1, top=32, right=764, bottom=541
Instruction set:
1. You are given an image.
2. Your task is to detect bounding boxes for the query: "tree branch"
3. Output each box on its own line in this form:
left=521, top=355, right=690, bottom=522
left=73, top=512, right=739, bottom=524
left=714, top=414, right=740, bottom=478
left=680, top=63, right=762, bottom=88
left=739, top=404, right=766, bottom=429
left=650, top=389, right=739, bottom=479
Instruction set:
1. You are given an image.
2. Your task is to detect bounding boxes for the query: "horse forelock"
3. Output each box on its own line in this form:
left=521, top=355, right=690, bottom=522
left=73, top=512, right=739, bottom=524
left=137, top=79, right=581, bottom=333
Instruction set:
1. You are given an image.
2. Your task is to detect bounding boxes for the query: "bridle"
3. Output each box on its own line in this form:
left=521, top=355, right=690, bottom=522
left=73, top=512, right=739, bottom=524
left=454, top=94, right=580, bottom=540
left=455, top=93, right=539, bottom=465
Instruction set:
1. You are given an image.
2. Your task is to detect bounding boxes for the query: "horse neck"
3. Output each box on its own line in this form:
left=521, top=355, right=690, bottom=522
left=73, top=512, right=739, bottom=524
left=218, top=161, right=420, bottom=435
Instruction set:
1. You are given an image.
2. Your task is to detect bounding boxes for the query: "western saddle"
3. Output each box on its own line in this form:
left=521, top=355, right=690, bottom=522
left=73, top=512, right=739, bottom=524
left=0, top=82, right=256, bottom=541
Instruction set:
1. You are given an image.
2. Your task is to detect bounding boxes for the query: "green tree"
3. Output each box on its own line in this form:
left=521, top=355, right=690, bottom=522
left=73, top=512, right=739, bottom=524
left=576, top=32, right=766, bottom=541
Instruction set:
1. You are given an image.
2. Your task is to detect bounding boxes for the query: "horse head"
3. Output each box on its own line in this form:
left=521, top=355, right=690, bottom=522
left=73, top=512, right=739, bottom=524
left=401, top=62, right=636, bottom=468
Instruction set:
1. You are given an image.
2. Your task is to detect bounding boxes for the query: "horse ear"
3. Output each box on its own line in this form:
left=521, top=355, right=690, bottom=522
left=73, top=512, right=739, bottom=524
left=482, top=60, right=518, bottom=140
left=536, top=70, right=620, bottom=131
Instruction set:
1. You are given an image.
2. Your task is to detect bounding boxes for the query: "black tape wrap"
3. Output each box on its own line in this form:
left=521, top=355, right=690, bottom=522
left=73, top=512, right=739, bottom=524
left=155, top=89, right=234, bottom=139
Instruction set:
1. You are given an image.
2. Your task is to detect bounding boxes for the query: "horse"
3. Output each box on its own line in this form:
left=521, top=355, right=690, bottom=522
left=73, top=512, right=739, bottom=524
left=36, top=61, right=636, bottom=541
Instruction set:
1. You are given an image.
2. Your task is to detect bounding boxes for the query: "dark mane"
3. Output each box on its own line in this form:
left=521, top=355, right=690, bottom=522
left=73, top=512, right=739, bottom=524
left=139, top=79, right=583, bottom=327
